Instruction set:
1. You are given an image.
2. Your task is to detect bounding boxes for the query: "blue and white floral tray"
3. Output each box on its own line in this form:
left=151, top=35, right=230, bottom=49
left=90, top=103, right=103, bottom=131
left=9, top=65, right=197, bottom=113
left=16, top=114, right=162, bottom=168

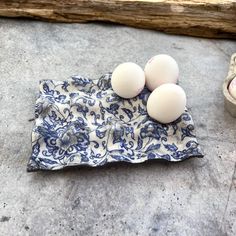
left=27, top=73, right=203, bottom=171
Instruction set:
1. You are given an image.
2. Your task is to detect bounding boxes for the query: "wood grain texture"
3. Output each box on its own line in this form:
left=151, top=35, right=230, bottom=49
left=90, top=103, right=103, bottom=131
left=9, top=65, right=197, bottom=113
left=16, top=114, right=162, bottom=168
left=0, top=0, right=236, bottom=38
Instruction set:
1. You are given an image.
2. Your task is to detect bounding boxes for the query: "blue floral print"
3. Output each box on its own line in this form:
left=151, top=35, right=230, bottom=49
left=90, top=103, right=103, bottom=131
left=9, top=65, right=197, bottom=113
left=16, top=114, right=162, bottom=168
left=27, top=73, right=203, bottom=171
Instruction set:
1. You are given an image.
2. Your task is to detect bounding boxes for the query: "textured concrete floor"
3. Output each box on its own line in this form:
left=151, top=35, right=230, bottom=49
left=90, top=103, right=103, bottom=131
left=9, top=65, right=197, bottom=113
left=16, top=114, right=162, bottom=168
left=0, top=18, right=236, bottom=236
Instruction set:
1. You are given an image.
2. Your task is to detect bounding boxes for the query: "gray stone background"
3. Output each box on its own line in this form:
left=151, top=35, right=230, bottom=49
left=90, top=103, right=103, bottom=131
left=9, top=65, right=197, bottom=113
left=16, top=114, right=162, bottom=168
left=0, top=18, right=236, bottom=236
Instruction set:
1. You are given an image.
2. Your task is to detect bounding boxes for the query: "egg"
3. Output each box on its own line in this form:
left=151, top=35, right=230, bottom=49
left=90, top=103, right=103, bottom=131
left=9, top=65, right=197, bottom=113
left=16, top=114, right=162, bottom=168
left=147, top=83, right=186, bottom=124
left=144, top=54, right=179, bottom=91
left=111, top=62, right=145, bottom=98
left=229, top=76, right=236, bottom=100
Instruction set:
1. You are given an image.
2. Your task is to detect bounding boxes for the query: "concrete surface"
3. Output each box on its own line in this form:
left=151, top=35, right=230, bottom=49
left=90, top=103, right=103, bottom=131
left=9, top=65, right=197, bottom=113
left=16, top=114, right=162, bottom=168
left=0, top=18, right=236, bottom=236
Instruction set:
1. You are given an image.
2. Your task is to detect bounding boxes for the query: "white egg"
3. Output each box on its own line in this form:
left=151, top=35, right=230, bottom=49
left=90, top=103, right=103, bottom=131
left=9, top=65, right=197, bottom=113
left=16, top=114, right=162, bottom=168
left=111, top=62, right=145, bottom=98
left=229, top=76, right=236, bottom=100
left=144, top=54, right=179, bottom=91
left=147, top=83, right=186, bottom=124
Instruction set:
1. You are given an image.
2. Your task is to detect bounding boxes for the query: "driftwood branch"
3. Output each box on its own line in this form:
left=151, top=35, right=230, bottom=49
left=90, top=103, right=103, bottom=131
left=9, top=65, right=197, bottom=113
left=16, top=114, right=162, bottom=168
left=0, top=0, right=236, bottom=38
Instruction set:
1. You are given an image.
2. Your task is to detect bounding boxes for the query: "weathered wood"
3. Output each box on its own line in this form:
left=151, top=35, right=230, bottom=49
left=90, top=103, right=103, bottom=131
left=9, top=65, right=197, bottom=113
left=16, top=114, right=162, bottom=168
left=0, top=0, right=236, bottom=38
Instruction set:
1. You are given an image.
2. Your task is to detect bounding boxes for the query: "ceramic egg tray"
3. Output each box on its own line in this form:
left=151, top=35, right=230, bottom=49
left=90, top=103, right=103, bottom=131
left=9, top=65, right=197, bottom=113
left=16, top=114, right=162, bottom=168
left=27, top=73, right=203, bottom=171
left=223, top=53, right=236, bottom=117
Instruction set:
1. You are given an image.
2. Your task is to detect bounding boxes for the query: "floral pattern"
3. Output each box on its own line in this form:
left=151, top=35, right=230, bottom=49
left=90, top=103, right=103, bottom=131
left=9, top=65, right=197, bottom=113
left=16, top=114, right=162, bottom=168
left=27, top=73, right=203, bottom=171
